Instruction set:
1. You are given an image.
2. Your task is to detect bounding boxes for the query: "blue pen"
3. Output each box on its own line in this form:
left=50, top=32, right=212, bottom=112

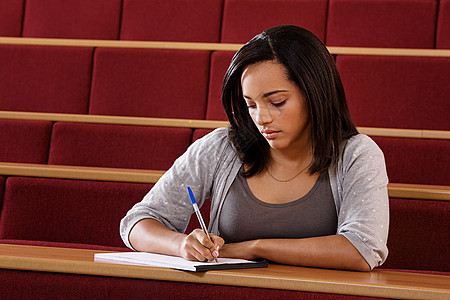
left=186, top=186, right=218, bottom=263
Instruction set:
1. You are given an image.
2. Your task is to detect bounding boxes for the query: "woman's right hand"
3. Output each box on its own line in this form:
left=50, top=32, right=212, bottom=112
left=178, top=228, right=224, bottom=262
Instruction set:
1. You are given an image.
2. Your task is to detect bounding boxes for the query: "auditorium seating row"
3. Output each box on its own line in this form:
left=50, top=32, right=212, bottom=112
left=1, top=119, right=449, bottom=187
left=0, top=173, right=449, bottom=273
left=1, top=0, right=450, bottom=49
left=0, top=42, right=449, bottom=186
left=1, top=45, right=449, bottom=131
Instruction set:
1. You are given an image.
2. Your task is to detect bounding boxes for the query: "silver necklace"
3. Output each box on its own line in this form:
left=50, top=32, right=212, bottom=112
left=267, top=164, right=310, bottom=182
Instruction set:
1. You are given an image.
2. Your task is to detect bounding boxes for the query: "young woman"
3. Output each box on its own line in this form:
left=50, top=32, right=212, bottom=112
left=120, top=25, right=389, bottom=271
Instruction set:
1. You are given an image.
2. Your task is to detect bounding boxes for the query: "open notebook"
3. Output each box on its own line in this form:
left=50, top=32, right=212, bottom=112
left=94, top=252, right=268, bottom=272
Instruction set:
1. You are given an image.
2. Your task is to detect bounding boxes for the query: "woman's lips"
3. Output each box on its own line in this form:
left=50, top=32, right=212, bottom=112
left=261, top=129, right=280, bottom=139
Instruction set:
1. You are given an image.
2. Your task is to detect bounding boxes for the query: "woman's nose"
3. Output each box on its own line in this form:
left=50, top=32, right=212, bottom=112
left=255, top=105, right=273, bottom=125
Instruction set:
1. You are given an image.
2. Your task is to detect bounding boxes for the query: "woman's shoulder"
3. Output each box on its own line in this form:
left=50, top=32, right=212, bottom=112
left=340, top=134, right=385, bottom=167
left=344, top=134, right=383, bottom=155
left=188, top=127, right=233, bottom=156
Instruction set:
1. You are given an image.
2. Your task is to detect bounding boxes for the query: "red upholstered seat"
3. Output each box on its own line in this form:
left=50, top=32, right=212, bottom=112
left=48, top=122, right=192, bottom=170
left=22, top=0, right=122, bottom=39
left=0, top=239, right=128, bottom=252
left=89, top=48, right=210, bottom=119
left=436, top=0, right=450, bottom=49
left=206, top=51, right=234, bottom=121
left=0, top=119, right=52, bottom=164
left=0, top=45, right=92, bottom=113
left=0, top=177, right=152, bottom=247
left=326, top=0, right=437, bottom=48
left=0, top=176, right=4, bottom=208
left=221, top=0, right=328, bottom=43
left=0, top=0, right=23, bottom=37
left=373, top=137, right=450, bottom=186
left=192, top=129, right=214, bottom=143
left=336, top=55, right=450, bottom=130
left=120, top=0, right=223, bottom=42
left=0, top=268, right=376, bottom=300
left=383, top=198, right=450, bottom=272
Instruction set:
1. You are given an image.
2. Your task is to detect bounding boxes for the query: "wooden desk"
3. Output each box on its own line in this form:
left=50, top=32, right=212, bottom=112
left=0, top=243, right=448, bottom=299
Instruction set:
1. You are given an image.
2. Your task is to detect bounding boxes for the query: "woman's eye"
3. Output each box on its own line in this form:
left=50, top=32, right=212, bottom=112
left=272, top=100, right=286, bottom=107
left=246, top=104, right=256, bottom=109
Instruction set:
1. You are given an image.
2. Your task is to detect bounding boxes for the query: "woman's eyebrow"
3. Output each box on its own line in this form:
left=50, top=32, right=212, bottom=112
left=243, top=90, right=288, bottom=100
left=263, top=90, right=288, bottom=98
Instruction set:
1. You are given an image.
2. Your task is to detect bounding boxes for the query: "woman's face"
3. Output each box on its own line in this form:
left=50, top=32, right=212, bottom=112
left=241, top=61, right=310, bottom=152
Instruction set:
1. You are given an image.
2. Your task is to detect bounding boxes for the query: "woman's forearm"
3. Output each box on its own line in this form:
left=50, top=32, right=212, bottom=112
left=221, top=234, right=371, bottom=271
left=129, top=218, right=185, bottom=256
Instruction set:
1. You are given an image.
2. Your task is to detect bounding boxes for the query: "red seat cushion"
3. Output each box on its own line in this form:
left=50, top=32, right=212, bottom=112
left=336, top=55, right=450, bottom=130
left=0, top=177, right=152, bottom=247
left=0, top=45, right=92, bottom=113
left=0, top=268, right=376, bottom=299
left=48, top=122, right=192, bottom=170
left=436, top=0, right=450, bottom=49
left=192, top=129, right=214, bottom=143
left=89, top=48, right=210, bottom=119
left=326, top=0, right=437, bottom=48
left=0, top=119, right=52, bottom=164
left=0, top=239, right=128, bottom=252
left=0, top=176, right=5, bottom=208
left=0, top=0, right=23, bottom=37
left=206, top=51, right=235, bottom=121
left=221, top=0, right=328, bottom=43
left=22, top=0, right=122, bottom=39
left=373, top=137, right=450, bottom=186
left=120, top=0, right=223, bottom=42
left=384, top=198, right=450, bottom=272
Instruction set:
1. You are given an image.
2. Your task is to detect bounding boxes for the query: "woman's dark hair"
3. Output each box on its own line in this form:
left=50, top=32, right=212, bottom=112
left=222, top=24, right=358, bottom=177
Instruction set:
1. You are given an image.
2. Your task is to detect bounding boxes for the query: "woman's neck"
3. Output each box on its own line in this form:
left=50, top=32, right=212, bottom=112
left=269, top=143, right=313, bottom=168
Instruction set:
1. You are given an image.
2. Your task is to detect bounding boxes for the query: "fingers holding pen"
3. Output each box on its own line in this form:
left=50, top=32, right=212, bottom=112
left=190, top=230, right=224, bottom=261
left=209, top=233, right=224, bottom=258
left=179, top=229, right=224, bottom=262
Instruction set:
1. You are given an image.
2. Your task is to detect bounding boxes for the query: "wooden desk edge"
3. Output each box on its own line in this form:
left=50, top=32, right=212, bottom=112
left=0, top=244, right=448, bottom=299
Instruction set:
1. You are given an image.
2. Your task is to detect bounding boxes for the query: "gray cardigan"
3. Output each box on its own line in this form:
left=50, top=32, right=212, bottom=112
left=120, top=127, right=389, bottom=269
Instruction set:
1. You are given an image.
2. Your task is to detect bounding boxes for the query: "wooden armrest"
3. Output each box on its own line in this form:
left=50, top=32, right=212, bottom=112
left=0, top=111, right=228, bottom=129
left=357, top=126, right=450, bottom=140
left=0, top=162, right=163, bottom=184
left=0, top=37, right=241, bottom=51
left=1, top=37, right=450, bottom=57
left=388, top=183, right=450, bottom=201
left=0, top=162, right=448, bottom=201
left=1, top=111, right=449, bottom=140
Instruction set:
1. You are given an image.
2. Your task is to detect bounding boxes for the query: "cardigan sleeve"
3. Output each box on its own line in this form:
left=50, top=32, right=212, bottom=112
left=335, top=134, right=389, bottom=269
left=119, top=128, right=230, bottom=250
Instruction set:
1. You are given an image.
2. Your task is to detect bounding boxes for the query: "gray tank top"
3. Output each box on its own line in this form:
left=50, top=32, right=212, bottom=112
left=218, top=167, right=337, bottom=243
